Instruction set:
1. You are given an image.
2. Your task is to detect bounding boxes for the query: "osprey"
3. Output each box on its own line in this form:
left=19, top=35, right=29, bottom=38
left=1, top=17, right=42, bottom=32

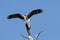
left=7, top=9, right=43, bottom=36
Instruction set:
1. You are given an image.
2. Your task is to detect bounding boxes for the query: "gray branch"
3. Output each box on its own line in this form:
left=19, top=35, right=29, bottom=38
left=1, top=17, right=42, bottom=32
left=35, top=31, right=43, bottom=40
left=21, top=34, right=28, bottom=39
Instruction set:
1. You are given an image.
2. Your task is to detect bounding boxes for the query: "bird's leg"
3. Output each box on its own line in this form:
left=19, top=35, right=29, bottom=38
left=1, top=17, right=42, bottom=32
left=21, top=34, right=28, bottom=39
left=35, top=31, right=43, bottom=40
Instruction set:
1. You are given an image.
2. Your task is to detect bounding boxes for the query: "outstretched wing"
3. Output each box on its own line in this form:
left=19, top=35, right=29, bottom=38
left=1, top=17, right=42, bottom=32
left=7, top=13, right=24, bottom=19
left=27, top=9, right=43, bottom=19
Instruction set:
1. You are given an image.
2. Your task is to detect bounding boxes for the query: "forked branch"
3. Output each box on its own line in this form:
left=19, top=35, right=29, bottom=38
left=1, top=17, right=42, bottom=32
left=35, top=31, right=43, bottom=40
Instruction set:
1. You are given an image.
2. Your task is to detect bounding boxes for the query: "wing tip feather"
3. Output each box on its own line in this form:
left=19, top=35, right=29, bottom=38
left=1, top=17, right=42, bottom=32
left=7, top=15, right=12, bottom=19
left=37, top=9, right=43, bottom=13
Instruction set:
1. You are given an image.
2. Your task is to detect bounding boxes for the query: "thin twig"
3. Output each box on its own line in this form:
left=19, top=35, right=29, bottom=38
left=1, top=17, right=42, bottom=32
left=35, top=31, right=43, bottom=40
left=21, top=34, right=28, bottom=39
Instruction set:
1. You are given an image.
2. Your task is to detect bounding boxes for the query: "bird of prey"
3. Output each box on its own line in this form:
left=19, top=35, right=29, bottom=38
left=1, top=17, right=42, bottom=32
left=7, top=9, right=43, bottom=36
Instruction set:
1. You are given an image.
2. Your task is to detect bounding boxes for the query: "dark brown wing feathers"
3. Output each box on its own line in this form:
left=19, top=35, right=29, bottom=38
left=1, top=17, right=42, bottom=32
left=7, top=13, right=24, bottom=19
left=27, top=9, right=43, bottom=19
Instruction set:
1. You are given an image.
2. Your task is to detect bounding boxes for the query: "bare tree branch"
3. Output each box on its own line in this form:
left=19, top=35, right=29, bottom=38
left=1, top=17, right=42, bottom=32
left=21, top=34, right=28, bottom=39
left=35, top=31, right=43, bottom=40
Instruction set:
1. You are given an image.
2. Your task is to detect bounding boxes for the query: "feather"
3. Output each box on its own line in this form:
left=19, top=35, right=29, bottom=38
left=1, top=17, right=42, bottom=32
left=7, top=13, right=24, bottom=19
left=27, top=9, right=43, bottom=19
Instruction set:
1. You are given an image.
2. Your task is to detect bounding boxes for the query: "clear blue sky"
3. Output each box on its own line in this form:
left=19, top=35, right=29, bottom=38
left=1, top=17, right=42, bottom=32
left=0, top=0, right=60, bottom=40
